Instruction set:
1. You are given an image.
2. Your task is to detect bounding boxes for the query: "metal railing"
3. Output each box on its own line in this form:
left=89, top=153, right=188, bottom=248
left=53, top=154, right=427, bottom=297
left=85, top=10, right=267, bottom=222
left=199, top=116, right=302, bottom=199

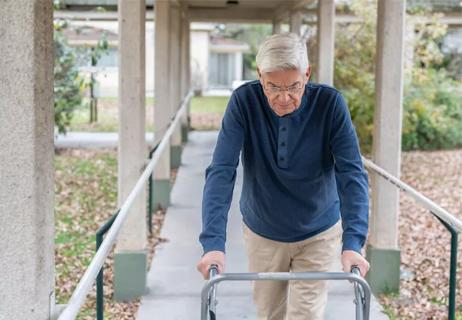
left=57, top=90, right=193, bottom=320
left=362, top=156, right=462, bottom=320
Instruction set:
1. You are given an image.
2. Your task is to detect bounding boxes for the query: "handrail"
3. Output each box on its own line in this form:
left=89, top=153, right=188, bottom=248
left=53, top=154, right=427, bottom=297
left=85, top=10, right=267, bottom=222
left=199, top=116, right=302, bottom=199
left=58, top=90, right=194, bottom=320
left=362, top=157, right=462, bottom=233
left=362, top=156, right=461, bottom=320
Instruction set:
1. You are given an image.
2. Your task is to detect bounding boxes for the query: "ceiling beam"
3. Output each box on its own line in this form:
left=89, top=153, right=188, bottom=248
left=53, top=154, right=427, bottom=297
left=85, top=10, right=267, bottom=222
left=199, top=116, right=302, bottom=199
left=189, top=7, right=274, bottom=23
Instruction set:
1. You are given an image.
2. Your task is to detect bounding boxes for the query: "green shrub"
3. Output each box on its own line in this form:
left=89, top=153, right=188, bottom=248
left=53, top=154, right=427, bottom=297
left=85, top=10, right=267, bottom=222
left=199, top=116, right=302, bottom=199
left=334, top=0, right=462, bottom=152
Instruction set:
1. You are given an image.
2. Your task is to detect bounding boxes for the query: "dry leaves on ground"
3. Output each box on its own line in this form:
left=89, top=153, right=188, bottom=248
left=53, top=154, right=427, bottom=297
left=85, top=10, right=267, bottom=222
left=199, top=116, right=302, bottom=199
left=55, top=148, right=173, bottom=319
left=379, top=149, right=462, bottom=319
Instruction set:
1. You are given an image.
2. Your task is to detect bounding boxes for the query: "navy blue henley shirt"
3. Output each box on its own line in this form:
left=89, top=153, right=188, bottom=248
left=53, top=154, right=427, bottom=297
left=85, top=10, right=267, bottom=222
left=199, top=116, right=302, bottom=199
left=199, top=80, right=369, bottom=255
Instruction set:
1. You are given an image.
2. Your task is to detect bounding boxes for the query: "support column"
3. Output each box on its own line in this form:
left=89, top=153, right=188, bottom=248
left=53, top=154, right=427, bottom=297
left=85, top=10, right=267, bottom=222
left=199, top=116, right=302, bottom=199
left=114, top=0, right=147, bottom=301
left=272, top=19, right=281, bottom=34
left=0, top=1, right=54, bottom=319
left=180, top=6, right=191, bottom=143
left=170, top=4, right=183, bottom=170
left=316, top=0, right=335, bottom=85
left=289, top=11, right=302, bottom=35
left=153, top=0, right=172, bottom=208
left=367, top=0, right=405, bottom=295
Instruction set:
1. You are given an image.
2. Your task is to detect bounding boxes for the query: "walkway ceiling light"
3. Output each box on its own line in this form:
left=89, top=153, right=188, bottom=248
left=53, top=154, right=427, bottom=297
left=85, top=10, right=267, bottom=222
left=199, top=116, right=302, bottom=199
left=226, top=0, right=239, bottom=6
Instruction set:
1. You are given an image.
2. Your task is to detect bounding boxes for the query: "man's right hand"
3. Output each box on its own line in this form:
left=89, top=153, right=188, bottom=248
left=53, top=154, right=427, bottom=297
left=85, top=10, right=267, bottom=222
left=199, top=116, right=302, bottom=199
left=197, top=250, right=225, bottom=279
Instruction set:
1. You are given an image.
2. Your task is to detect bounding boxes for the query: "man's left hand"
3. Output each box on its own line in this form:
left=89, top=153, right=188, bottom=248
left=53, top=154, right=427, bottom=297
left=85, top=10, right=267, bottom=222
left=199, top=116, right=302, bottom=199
left=341, top=250, right=370, bottom=277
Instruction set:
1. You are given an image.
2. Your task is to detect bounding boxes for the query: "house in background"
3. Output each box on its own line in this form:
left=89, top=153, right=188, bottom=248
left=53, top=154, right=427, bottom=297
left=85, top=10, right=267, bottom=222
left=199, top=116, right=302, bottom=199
left=208, top=36, right=250, bottom=91
left=190, top=23, right=249, bottom=95
left=58, top=13, right=249, bottom=97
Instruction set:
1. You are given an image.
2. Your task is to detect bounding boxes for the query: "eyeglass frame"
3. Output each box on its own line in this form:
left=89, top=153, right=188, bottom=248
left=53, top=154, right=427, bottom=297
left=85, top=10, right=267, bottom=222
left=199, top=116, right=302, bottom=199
left=261, top=81, right=305, bottom=96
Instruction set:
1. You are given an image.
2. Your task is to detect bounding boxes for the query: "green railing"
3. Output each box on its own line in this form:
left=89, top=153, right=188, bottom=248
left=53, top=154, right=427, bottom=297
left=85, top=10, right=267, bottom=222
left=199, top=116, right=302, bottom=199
left=96, top=210, right=119, bottom=320
left=95, top=143, right=159, bottom=320
left=435, top=216, right=458, bottom=320
left=58, top=90, right=193, bottom=320
left=362, top=157, right=462, bottom=320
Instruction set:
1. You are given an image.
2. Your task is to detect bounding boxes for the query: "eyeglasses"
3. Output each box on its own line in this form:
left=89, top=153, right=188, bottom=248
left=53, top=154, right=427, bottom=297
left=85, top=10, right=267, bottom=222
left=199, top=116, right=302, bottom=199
left=263, top=82, right=304, bottom=96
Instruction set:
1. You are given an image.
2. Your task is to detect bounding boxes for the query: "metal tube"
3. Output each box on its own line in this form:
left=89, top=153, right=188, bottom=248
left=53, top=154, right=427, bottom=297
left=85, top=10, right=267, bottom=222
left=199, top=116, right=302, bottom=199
left=351, top=267, right=364, bottom=320
left=95, top=211, right=119, bottom=320
left=362, top=157, right=462, bottom=233
left=96, top=237, right=104, bottom=320
left=58, top=91, right=193, bottom=320
left=201, top=271, right=371, bottom=320
left=437, top=215, right=458, bottom=320
left=147, top=146, right=158, bottom=235
left=448, top=230, right=458, bottom=320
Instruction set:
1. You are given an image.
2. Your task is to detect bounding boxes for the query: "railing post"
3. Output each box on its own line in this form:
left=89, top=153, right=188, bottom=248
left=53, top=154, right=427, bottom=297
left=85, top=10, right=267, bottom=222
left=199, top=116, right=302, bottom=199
left=96, top=234, right=104, bottom=320
left=436, top=215, right=458, bottom=320
left=95, top=211, right=120, bottom=320
left=147, top=145, right=159, bottom=234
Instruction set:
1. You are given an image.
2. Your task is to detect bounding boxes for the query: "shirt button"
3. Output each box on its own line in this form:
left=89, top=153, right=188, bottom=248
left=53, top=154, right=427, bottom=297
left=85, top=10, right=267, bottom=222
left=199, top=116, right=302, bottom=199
left=281, top=127, right=287, bottom=131
left=280, top=157, right=285, bottom=161
left=281, top=142, right=286, bottom=147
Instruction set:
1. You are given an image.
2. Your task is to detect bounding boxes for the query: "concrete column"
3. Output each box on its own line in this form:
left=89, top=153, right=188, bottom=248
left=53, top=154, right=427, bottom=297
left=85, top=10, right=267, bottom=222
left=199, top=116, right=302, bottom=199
left=153, top=0, right=172, bottom=208
left=289, top=11, right=303, bottom=35
left=170, top=4, right=183, bottom=170
left=367, top=0, right=405, bottom=295
left=185, top=12, right=192, bottom=136
left=272, top=19, right=281, bottom=34
left=0, top=1, right=54, bottom=319
left=180, top=7, right=191, bottom=143
left=235, top=52, right=243, bottom=81
left=316, top=0, right=335, bottom=85
left=114, top=0, right=147, bottom=301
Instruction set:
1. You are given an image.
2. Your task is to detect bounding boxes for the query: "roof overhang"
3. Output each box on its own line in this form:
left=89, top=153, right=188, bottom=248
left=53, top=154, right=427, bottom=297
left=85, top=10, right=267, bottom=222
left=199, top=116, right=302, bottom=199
left=183, top=0, right=316, bottom=23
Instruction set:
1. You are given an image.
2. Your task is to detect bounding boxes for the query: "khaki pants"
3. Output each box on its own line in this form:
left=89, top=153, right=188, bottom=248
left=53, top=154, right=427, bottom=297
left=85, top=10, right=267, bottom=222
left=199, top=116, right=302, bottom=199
left=242, top=221, right=342, bottom=320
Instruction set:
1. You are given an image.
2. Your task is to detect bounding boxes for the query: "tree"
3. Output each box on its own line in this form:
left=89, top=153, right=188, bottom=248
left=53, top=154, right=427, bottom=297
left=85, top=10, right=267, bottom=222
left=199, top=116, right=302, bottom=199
left=54, top=20, right=85, bottom=134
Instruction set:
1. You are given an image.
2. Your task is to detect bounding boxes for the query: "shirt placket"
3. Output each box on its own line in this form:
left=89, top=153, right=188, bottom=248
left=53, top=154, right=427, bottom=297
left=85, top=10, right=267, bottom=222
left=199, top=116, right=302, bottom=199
left=277, top=118, right=289, bottom=169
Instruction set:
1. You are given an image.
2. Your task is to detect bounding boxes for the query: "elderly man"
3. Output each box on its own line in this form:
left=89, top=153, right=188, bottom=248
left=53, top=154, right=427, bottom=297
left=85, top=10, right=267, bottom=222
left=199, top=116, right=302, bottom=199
left=197, top=33, right=370, bottom=320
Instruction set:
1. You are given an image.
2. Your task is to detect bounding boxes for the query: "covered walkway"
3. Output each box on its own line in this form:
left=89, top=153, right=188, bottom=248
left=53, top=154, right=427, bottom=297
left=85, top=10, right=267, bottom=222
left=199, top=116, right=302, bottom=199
left=136, top=131, right=388, bottom=319
left=7, top=0, right=453, bottom=319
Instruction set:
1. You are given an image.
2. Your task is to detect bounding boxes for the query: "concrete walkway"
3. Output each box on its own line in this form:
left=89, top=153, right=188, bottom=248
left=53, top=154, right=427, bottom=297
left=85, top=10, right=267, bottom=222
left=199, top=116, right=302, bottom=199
left=54, top=131, right=155, bottom=149
left=136, top=131, right=388, bottom=320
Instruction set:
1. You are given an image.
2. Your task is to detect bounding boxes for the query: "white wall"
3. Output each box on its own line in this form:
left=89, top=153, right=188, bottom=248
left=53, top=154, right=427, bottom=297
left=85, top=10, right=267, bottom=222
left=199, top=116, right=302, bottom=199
left=190, top=30, right=210, bottom=91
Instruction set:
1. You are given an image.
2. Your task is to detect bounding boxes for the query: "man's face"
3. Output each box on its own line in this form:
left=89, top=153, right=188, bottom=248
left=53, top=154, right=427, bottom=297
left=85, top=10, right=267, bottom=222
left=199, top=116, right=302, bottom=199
left=259, top=67, right=310, bottom=117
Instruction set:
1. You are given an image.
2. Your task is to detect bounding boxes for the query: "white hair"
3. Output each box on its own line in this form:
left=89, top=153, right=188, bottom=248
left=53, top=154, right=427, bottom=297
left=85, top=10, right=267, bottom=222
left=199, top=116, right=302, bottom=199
left=256, top=32, right=309, bottom=75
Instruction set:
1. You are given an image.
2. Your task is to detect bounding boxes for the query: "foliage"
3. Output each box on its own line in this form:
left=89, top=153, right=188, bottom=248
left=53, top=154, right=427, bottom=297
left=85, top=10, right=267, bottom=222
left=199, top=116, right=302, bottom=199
left=54, top=20, right=86, bottom=134
left=334, top=0, right=462, bottom=152
left=334, top=1, right=377, bottom=151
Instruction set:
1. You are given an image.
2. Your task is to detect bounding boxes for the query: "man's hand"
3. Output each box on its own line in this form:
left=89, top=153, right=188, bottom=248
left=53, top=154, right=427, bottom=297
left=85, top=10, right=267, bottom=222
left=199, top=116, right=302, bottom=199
left=341, top=250, right=370, bottom=277
left=197, top=250, right=225, bottom=280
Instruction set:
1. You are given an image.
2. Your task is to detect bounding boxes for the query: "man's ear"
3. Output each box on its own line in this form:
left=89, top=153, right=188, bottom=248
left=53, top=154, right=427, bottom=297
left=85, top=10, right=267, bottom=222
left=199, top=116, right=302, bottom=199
left=305, top=66, right=311, bottom=82
left=257, top=68, right=265, bottom=85
left=257, top=67, right=262, bottom=79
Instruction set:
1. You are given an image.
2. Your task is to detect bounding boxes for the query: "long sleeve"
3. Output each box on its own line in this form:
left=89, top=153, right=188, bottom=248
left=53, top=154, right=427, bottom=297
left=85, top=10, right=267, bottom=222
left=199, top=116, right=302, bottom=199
left=199, top=93, right=245, bottom=254
left=330, top=93, right=369, bottom=254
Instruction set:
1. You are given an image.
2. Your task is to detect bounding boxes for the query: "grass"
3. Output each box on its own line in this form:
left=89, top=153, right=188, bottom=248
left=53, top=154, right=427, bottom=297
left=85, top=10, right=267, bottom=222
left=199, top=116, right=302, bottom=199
left=190, top=96, right=229, bottom=113
left=68, top=96, right=229, bottom=132
left=54, top=149, right=118, bottom=319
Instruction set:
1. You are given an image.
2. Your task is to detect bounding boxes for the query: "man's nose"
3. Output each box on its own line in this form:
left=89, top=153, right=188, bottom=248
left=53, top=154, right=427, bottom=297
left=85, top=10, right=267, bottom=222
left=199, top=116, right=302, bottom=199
left=277, top=90, right=291, bottom=103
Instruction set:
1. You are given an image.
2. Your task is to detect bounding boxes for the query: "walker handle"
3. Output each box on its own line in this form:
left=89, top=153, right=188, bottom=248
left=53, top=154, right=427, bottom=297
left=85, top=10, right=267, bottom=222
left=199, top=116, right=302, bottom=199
left=209, top=264, right=219, bottom=279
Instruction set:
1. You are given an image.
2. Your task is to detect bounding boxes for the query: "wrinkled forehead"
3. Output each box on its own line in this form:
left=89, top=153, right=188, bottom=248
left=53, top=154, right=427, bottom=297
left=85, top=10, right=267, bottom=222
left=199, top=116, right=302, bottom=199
left=260, top=68, right=304, bottom=86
